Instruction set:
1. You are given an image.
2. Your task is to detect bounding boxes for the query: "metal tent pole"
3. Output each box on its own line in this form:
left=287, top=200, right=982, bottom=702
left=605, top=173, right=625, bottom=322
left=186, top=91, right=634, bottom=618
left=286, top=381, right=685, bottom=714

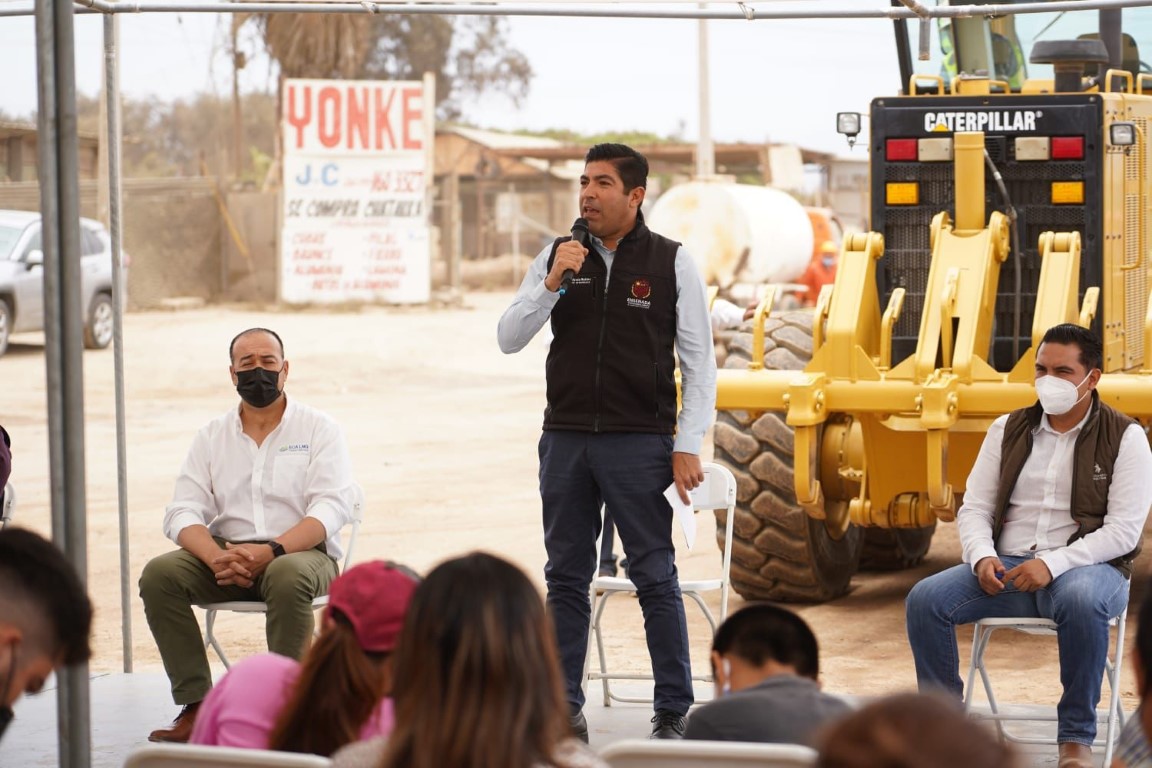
left=3, top=0, right=1152, bottom=20
left=104, top=12, right=133, bottom=674
left=36, top=0, right=91, bottom=762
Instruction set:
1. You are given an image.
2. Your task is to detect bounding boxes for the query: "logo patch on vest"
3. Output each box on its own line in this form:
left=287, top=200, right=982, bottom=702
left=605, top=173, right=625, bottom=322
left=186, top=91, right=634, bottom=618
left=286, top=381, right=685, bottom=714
left=1093, top=462, right=1108, bottom=482
left=627, top=279, right=652, bottom=309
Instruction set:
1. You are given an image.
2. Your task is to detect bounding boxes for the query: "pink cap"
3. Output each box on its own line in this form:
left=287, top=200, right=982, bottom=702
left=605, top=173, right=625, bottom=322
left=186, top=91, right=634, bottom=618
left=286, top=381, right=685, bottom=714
left=325, top=560, right=419, bottom=653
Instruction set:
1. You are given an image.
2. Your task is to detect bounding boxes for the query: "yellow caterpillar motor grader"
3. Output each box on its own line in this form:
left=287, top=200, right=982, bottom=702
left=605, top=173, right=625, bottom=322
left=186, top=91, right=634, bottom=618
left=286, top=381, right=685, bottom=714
left=713, top=2, right=1152, bottom=602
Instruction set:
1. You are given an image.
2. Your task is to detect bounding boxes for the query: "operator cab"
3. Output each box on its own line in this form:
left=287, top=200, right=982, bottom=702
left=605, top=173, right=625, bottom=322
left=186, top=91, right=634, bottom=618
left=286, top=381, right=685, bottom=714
left=834, top=2, right=1152, bottom=374
left=896, top=2, right=1152, bottom=95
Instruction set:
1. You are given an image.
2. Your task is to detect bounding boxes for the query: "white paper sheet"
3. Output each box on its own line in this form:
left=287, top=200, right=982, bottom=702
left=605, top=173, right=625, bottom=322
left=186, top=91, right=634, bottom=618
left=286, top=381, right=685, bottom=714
left=664, top=482, right=696, bottom=550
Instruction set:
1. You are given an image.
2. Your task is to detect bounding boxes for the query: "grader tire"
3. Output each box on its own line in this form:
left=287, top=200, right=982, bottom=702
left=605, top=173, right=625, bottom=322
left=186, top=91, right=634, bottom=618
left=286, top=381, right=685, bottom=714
left=859, top=523, right=936, bottom=571
left=713, top=312, right=862, bottom=603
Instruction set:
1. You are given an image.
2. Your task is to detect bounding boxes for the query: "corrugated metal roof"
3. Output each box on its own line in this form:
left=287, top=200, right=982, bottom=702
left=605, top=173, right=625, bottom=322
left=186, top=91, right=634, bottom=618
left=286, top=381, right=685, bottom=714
left=0, top=120, right=100, bottom=142
left=438, top=124, right=584, bottom=180
left=0, top=120, right=38, bottom=133
left=440, top=124, right=565, bottom=150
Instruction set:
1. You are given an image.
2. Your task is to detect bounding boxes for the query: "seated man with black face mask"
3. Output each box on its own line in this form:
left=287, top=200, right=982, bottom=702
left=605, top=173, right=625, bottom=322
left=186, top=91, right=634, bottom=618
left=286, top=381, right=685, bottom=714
left=140, top=327, right=358, bottom=744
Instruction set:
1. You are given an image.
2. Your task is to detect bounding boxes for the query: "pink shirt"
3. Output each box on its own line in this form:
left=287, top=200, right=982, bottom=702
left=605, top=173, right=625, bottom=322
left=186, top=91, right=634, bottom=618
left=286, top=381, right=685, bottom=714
left=189, top=653, right=394, bottom=750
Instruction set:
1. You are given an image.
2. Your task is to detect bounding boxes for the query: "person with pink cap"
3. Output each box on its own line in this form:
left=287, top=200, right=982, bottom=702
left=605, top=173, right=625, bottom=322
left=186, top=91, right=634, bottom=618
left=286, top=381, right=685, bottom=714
left=332, top=552, right=609, bottom=768
left=189, top=560, right=419, bottom=757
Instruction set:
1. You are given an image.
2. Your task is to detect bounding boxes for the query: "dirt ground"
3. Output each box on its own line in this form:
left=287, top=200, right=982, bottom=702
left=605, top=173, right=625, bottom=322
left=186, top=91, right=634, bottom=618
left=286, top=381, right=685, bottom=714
left=3, top=289, right=1148, bottom=712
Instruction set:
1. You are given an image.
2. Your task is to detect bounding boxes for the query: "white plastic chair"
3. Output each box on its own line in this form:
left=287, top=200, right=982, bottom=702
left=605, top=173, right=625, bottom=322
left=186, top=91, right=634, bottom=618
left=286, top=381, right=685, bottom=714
left=599, top=738, right=817, bottom=768
left=962, top=609, right=1128, bottom=766
left=122, top=743, right=331, bottom=767
left=197, top=486, right=364, bottom=669
left=587, top=462, right=737, bottom=705
left=1, top=483, right=13, bottom=528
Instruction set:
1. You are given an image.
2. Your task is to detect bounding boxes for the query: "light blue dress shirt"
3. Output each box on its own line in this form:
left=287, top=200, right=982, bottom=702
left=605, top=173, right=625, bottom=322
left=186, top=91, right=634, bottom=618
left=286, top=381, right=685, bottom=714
left=497, top=228, right=717, bottom=455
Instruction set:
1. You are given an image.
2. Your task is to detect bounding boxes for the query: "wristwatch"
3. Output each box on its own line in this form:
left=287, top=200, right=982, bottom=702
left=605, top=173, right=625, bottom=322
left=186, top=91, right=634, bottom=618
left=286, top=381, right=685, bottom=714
left=269, top=541, right=286, bottom=558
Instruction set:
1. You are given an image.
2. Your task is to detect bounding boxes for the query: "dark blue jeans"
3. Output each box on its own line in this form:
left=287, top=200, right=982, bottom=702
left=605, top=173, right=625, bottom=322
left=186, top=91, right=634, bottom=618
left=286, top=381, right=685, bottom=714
left=906, top=556, right=1128, bottom=745
left=539, top=431, right=693, bottom=715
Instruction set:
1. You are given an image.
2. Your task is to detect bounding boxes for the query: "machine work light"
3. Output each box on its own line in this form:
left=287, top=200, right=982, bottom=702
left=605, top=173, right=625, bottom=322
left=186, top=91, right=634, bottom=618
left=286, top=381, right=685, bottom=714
left=1110, top=122, right=1137, bottom=147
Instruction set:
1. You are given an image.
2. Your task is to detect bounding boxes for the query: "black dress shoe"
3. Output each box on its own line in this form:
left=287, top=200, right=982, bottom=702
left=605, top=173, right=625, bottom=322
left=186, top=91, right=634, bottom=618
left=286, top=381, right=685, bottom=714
left=148, top=701, right=201, bottom=743
left=569, top=709, right=589, bottom=744
left=649, top=709, right=686, bottom=739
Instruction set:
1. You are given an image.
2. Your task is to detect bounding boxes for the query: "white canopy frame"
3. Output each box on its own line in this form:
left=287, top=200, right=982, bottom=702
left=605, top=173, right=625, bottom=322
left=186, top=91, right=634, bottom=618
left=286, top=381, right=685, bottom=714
left=19, top=0, right=1152, bottom=764
left=7, top=0, right=1152, bottom=18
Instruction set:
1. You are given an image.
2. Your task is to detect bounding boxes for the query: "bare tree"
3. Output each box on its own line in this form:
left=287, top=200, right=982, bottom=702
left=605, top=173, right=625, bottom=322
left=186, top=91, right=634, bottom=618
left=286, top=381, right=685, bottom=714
left=362, top=15, right=531, bottom=119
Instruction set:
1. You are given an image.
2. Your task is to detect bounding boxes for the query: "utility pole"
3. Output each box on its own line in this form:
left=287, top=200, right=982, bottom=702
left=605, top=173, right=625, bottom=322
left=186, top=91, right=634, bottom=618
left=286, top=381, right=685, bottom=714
left=695, top=9, right=715, bottom=179
left=231, top=17, right=245, bottom=181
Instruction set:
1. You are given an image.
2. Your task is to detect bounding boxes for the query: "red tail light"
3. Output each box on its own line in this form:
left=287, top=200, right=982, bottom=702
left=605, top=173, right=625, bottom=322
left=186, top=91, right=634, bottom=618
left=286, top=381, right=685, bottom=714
left=1051, top=136, right=1084, bottom=160
left=886, top=138, right=918, bottom=162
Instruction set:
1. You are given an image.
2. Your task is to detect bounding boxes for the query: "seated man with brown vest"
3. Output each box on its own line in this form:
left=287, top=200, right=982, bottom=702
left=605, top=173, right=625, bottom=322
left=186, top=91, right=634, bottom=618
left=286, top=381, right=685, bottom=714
left=905, top=323, right=1152, bottom=768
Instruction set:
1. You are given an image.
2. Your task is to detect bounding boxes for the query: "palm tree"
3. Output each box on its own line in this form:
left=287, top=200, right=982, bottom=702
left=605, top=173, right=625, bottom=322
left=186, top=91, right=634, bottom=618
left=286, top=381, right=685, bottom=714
left=255, top=14, right=375, bottom=79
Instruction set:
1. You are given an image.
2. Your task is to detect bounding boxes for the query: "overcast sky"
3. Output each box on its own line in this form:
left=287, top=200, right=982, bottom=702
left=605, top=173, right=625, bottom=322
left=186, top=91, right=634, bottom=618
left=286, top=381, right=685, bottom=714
left=0, top=3, right=899, bottom=156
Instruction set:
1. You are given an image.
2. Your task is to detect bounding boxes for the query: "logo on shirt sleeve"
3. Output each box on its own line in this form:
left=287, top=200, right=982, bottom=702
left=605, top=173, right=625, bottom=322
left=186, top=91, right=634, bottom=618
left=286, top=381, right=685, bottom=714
left=627, top=278, right=652, bottom=309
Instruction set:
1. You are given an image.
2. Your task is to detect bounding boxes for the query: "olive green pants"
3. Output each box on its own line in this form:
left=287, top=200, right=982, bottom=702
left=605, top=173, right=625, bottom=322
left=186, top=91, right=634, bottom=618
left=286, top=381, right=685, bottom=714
left=139, top=539, right=337, bottom=705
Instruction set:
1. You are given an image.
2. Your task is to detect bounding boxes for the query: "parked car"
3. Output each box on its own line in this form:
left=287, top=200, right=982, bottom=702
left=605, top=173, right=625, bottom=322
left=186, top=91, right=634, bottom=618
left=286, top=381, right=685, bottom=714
left=0, top=210, right=127, bottom=358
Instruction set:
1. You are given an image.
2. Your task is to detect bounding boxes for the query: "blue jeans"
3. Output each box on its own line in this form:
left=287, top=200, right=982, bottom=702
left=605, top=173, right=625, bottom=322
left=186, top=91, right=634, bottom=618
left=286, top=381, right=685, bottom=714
left=539, top=431, right=693, bottom=715
left=906, top=555, right=1129, bottom=745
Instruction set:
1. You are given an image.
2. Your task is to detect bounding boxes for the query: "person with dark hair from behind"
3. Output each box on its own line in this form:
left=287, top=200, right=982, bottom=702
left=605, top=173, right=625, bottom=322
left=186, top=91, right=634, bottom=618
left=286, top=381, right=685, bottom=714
left=330, top=552, right=609, bottom=768
left=189, top=560, right=419, bottom=756
left=906, top=323, right=1152, bottom=768
left=816, top=692, right=1018, bottom=768
left=0, top=527, right=93, bottom=743
left=1111, top=590, right=1152, bottom=767
left=140, top=327, right=360, bottom=742
left=683, top=603, right=850, bottom=744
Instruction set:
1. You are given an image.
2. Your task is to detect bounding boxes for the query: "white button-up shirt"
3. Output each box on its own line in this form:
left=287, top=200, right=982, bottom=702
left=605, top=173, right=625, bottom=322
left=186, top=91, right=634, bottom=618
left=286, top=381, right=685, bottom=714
left=958, top=407, right=1152, bottom=580
left=163, top=397, right=357, bottom=559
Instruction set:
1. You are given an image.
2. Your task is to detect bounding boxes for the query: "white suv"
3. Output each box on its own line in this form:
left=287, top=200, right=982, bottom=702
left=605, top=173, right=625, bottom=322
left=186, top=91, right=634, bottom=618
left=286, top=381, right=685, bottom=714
left=0, top=210, right=127, bottom=358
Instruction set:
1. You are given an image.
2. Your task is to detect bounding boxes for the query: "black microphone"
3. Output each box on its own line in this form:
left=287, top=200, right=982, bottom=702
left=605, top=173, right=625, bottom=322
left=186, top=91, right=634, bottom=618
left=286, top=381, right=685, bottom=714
left=559, top=217, right=589, bottom=296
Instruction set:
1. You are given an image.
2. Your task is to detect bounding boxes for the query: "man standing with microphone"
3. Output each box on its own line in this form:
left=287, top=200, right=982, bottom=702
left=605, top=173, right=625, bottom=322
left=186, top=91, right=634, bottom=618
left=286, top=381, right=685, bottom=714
left=498, top=143, right=716, bottom=741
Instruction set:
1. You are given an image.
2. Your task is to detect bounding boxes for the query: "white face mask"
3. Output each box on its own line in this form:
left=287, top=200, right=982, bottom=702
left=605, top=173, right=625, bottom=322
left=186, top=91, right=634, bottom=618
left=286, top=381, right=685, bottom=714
left=1035, top=373, right=1090, bottom=415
